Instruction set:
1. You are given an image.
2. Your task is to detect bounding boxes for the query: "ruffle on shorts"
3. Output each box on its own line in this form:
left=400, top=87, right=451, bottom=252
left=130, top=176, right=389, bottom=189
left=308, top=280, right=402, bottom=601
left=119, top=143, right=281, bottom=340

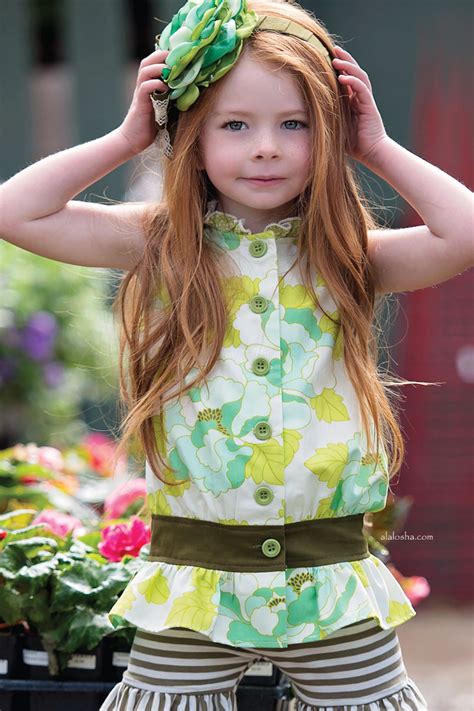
left=100, top=683, right=236, bottom=710
left=294, top=678, right=428, bottom=710
left=100, top=677, right=428, bottom=711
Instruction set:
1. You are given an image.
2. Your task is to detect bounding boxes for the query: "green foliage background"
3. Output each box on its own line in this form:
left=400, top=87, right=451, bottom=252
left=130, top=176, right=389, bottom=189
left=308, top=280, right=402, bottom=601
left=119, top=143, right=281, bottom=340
left=0, top=241, right=122, bottom=447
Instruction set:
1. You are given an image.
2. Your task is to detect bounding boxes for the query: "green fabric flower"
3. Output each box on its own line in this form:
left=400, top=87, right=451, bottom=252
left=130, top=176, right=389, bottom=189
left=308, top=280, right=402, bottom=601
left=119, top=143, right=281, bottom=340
left=156, top=0, right=259, bottom=111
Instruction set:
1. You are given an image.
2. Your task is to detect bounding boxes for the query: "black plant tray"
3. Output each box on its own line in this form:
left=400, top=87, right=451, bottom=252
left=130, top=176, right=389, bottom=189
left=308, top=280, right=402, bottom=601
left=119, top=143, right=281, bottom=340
left=0, top=677, right=293, bottom=710
left=0, top=680, right=116, bottom=691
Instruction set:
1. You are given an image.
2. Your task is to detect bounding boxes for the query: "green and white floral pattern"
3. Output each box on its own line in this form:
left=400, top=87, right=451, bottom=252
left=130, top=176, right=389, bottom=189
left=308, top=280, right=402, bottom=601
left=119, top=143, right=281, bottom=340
left=108, top=201, right=416, bottom=646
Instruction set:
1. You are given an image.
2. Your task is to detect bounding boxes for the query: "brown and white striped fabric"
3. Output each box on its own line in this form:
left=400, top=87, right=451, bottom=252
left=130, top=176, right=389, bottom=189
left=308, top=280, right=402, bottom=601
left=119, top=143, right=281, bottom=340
left=100, top=618, right=428, bottom=710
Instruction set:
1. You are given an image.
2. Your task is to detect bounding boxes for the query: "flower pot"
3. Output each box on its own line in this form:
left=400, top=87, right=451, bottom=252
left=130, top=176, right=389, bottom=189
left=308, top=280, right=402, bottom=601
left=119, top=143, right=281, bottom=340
left=241, top=659, right=279, bottom=687
left=22, top=634, right=104, bottom=680
left=236, top=681, right=292, bottom=711
left=0, top=691, right=30, bottom=711
left=237, top=670, right=294, bottom=709
left=29, top=689, right=107, bottom=711
left=102, top=635, right=131, bottom=681
left=0, top=626, right=27, bottom=679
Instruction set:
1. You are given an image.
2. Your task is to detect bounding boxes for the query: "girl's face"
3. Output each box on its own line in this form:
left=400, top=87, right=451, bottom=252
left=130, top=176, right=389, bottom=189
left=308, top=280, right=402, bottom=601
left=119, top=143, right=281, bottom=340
left=198, top=51, right=311, bottom=233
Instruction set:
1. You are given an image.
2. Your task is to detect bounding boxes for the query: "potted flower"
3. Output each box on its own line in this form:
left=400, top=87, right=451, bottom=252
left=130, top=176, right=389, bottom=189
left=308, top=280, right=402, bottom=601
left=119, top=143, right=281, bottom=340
left=0, top=509, right=42, bottom=681
left=0, top=508, right=144, bottom=681
left=86, top=513, right=150, bottom=681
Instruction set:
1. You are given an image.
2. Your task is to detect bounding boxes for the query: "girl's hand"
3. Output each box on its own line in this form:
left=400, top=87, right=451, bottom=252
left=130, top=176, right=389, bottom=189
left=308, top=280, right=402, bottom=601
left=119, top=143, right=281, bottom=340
left=332, top=46, right=389, bottom=165
left=118, top=49, right=170, bottom=155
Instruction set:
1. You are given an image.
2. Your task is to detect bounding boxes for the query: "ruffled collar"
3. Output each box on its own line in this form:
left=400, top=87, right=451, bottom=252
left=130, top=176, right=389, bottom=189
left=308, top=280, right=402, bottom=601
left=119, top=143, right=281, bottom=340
left=203, top=199, right=302, bottom=239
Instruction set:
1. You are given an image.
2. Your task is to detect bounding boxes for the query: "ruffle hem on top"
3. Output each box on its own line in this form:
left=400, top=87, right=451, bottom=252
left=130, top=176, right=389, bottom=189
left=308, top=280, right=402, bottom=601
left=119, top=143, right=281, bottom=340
left=108, top=552, right=416, bottom=649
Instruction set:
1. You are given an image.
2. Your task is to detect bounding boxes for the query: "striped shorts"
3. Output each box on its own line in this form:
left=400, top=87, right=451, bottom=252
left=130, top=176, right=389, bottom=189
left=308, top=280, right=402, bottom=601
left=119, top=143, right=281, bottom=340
left=100, top=618, right=428, bottom=710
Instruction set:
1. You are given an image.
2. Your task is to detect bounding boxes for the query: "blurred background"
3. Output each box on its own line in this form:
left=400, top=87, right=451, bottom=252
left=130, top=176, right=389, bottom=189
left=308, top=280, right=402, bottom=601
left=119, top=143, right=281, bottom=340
left=0, top=1, right=473, bottom=708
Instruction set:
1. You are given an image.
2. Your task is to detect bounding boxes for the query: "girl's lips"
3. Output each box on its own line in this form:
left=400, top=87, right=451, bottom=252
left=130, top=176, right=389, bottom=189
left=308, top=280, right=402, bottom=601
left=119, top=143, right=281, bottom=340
left=243, top=178, right=285, bottom=186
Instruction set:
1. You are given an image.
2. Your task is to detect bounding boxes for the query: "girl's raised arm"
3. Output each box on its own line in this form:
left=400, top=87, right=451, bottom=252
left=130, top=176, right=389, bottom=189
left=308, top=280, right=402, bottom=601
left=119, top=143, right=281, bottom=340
left=0, top=49, right=169, bottom=270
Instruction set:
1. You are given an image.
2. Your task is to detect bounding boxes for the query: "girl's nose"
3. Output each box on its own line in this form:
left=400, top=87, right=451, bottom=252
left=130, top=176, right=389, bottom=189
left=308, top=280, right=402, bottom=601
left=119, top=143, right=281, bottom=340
left=252, top=132, right=281, bottom=159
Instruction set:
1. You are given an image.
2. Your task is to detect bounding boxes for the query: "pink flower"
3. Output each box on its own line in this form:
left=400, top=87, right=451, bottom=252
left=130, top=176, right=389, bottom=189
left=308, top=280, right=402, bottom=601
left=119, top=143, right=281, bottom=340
left=32, top=509, right=85, bottom=538
left=98, top=516, right=151, bottom=562
left=82, top=433, right=127, bottom=478
left=400, top=576, right=431, bottom=606
left=104, top=478, right=147, bottom=519
left=388, top=564, right=431, bottom=606
left=36, top=446, right=64, bottom=472
left=12, top=443, right=64, bottom=473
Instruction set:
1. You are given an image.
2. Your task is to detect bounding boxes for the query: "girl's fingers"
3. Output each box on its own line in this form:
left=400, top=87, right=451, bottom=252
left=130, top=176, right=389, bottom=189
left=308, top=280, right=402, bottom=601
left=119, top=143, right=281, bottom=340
left=139, top=63, right=168, bottom=78
left=333, top=46, right=370, bottom=82
left=337, top=75, right=371, bottom=104
left=140, top=78, right=168, bottom=95
left=333, top=46, right=357, bottom=64
left=137, top=63, right=169, bottom=92
left=140, top=49, right=169, bottom=68
left=332, top=57, right=371, bottom=89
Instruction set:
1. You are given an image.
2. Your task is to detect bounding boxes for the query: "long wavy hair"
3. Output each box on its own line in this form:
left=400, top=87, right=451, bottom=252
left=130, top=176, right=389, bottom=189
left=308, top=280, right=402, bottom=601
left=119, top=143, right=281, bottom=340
left=110, top=0, right=433, bottom=488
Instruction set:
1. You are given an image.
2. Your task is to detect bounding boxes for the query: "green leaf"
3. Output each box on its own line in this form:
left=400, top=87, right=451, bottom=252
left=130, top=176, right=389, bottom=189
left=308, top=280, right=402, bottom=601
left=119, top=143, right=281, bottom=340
left=0, top=509, right=36, bottom=529
left=76, top=531, right=102, bottom=549
left=9, top=462, right=57, bottom=479
left=0, top=587, right=24, bottom=624
left=20, top=588, right=54, bottom=633
left=3, top=524, right=63, bottom=547
left=15, top=557, right=59, bottom=594
left=52, top=608, right=115, bottom=654
left=4, top=536, right=58, bottom=559
left=305, top=443, right=348, bottom=487
left=310, top=388, right=350, bottom=423
left=0, top=486, right=51, bottom=509
left=51, top=558, right=135, bottom=612
left=0, top=544, right=28, bottom=577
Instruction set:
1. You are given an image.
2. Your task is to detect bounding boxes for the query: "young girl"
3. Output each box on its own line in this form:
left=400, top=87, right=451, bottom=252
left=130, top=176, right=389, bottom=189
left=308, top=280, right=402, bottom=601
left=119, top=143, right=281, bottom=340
left=1, top=0, right=472, bottom=708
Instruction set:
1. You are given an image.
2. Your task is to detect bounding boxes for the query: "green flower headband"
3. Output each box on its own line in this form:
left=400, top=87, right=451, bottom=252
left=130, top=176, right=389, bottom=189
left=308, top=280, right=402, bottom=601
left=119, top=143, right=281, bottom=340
left=150, top=0, right=333, bottom=158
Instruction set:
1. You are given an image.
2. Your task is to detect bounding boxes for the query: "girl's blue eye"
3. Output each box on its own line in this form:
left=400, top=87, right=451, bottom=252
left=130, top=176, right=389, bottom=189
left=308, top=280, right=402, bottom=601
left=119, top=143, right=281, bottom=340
left=223, top=120, right=307, bottom=131
left=283, top=120, right=306, bottom=129
left=225, top=121, right=245, bottom=131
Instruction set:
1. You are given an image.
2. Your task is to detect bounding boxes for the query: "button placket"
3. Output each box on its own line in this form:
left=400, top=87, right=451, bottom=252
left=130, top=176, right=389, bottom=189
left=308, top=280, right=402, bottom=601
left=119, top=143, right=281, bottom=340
left=247, top=230, right=283, bottom=518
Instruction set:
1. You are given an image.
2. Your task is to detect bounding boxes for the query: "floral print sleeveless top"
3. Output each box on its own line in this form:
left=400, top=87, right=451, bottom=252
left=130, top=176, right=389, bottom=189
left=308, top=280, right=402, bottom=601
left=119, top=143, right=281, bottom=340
left=108, top=200, right=415, bottom=648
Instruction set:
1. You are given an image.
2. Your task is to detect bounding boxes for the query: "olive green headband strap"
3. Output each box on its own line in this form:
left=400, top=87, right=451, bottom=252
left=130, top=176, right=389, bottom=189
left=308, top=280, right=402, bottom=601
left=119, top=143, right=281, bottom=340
left=255, top=15, right=332, bottom=66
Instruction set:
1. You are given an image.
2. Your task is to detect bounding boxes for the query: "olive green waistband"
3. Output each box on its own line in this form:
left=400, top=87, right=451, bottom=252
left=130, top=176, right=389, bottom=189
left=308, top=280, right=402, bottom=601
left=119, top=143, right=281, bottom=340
left=148, top=514, right=369, bottom=572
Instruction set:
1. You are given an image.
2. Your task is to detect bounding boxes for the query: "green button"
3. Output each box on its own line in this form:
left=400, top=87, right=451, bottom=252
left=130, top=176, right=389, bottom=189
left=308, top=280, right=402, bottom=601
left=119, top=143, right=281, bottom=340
left=253, top=421, right=272, bottom=440
left=249, top=295, right=268, bottom=313
left=252, top=357, right=270, bottom=376
left=254, top=486, right=274, bottom=506
left=261, top=538, right=281, bottom=558
left=249, top=240, right=268, bottom=258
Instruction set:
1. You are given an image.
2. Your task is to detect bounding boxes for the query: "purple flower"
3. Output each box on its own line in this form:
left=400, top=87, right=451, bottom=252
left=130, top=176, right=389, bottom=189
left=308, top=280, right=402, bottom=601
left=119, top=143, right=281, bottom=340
left=0, top=357, right=17, bottom=383
left=42, top=361, right=64, bottom=388
left=4, top=326, right=22, bottom=348
left=21, top=311, right=58, bottom=361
